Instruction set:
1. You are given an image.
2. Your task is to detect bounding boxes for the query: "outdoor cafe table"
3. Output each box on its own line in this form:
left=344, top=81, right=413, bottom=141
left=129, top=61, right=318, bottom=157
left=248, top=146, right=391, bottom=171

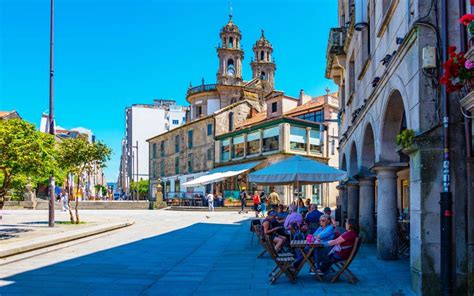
left=290, top=240, right=324, bottom=280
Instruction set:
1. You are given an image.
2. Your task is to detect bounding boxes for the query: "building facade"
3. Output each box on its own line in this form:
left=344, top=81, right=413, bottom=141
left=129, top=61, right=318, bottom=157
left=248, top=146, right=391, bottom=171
left=117, top=99, right=187, bottom=197
left=214, top=91, right=340, bottom=206
left=147, top=17, right=278, bottom=199
left=326, top=1, right=472, bottom=294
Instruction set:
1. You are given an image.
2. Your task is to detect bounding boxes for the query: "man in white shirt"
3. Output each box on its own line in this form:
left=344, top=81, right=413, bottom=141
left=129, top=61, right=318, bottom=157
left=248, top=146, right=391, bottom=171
left=206, top=193, right=214, bottom=212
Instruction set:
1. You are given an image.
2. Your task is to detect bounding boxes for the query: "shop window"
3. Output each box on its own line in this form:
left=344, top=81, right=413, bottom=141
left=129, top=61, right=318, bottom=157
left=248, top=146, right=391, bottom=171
left=263, top=126, right=279, bottom=153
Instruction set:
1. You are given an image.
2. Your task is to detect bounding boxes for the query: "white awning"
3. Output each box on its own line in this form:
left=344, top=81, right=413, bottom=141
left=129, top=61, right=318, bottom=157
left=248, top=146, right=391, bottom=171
left=182, top=161, right=261, bottom=187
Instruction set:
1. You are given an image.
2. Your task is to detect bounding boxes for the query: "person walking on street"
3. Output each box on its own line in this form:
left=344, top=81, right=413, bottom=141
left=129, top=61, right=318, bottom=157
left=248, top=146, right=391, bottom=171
left=252, top=191, right=261, bottom=217
left=268, top=188, right=280, bottom=207
left=206, top=192, right=214, bottom=212
left=260, top=191, right=267, bottom=217
left=239, top=188, right=248, bottom=214
left=60, top=189, right=69, bottom=212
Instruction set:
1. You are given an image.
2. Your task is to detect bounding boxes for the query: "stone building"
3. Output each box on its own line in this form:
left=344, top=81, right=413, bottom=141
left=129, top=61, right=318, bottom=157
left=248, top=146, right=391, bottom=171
left=212, top=90, right=340, bottom=206
left=325, top=0, right=472, bottom=294
left=147, top=16, right=274, bottom=198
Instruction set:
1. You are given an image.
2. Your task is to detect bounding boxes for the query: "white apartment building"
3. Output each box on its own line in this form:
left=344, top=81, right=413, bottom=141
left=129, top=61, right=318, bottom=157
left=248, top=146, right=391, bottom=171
left=118, top=99, right=187, bottom=197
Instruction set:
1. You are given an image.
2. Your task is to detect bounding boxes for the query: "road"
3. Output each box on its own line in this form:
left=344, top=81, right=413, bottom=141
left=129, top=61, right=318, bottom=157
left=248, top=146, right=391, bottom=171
left=0, top=209, right=413, bottom=296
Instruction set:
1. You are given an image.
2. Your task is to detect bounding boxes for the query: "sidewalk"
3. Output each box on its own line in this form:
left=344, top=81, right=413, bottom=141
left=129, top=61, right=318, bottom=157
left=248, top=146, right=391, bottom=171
left=0, top=210, right=133, bottom=258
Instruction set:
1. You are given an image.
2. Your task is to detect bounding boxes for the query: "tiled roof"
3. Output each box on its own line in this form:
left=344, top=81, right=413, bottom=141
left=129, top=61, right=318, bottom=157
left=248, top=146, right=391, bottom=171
left=242, top=112, right=267, bottom=127
left=0, top=111, right=12, bottom=117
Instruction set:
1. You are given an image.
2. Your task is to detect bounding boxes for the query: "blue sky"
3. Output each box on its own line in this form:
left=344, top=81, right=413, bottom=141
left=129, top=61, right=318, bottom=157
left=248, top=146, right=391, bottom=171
left=0, top=0, right=337, bottom=182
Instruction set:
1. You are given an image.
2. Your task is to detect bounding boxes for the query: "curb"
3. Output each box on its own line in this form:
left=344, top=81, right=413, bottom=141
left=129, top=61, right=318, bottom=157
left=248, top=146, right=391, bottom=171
left=0, top=221, right=134, bottom=259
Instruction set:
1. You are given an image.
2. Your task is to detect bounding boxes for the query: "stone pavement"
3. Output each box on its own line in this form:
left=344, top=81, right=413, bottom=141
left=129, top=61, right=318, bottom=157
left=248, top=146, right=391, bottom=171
left=0, top=210, right=414, bottom=295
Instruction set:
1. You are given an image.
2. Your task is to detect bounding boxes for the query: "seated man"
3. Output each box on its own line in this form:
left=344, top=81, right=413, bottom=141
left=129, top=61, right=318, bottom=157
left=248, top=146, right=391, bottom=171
left=275, top=204, right=288, bottom=224
left=306, top=204, right=323, bottom=231
left=262, top=210, right=287, bottom=252
left=284, top=204, right=303, bottom=229
left=317, top=218, right=359, bottom=275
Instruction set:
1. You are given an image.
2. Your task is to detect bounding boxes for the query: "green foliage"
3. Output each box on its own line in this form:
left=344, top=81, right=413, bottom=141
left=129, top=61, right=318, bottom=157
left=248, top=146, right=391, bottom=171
left=95, top=184, right=107, bottom=196
left=0, top=119, right=58, bottom=206
left=396, top=129, right=416, bottom=149
left=130, top=179, right=149, bottom=199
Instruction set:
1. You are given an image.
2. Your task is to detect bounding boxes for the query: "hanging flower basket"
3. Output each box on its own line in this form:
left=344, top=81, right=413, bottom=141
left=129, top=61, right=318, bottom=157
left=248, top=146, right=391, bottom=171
left=440, top=46, right=474, bottom=93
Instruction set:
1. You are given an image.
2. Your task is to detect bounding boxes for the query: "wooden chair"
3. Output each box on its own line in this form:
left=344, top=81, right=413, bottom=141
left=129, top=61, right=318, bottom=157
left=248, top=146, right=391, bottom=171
left=330, top=237, right=362, bottom=283
left=264, top=234, right=296, bottom=285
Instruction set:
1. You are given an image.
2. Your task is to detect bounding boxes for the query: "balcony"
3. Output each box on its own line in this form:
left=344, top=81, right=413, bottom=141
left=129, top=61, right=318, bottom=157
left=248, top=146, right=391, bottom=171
left=187, top=84, right=217, bottom=96
left=327, top=27, right=347, bottom=56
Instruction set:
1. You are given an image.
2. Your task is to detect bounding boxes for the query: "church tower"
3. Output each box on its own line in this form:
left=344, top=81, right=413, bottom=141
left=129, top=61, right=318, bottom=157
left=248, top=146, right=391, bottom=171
left=251, top=30, right=276, bottom=89
left=217, top=15, right=244, bottom=85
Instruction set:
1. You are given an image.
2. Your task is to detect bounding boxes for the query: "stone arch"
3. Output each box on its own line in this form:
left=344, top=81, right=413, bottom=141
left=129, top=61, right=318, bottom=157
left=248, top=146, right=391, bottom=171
left=349, top=142, right=358, bottom=176
left=341, top=153, right=347, bottom=172
left=379, top=89, right=407, bottom=163
left=361, top=123, right=376, bottom=174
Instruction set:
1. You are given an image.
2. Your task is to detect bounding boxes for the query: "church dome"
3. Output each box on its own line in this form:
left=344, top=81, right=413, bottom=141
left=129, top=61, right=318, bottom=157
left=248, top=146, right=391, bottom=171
left=254, top=30, right=272, bottom=49
left=221, top=17, right=241, bottom=35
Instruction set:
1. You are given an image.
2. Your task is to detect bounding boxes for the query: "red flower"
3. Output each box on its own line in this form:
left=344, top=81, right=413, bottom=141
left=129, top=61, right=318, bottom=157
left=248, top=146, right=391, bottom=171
left=460, top=14, right=474, bottom=26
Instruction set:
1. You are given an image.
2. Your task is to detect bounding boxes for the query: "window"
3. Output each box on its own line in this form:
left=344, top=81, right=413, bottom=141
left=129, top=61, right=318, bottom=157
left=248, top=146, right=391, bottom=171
left=290, top=126, right=307, bottom=151
left=312, top=184, right=322, bottom=205
left=232, top=135, right=245, bottom=158
left=348, top=56, right=355, bottom=98
left=187, top=153, right=193, bottom=173
left=196, top=106, right=202, bottom=117
left=152, top=143, right=157, bottom=158
left=221, top=139, right=230, bottom=161
left=260, top=71, right=267, bottom=80
left=229, top=37, right=234, bottom=48
left=172, top=119, right=179, bottom=125
left=188, top=130, right=193, bottom=148
left=152, top=162, right=156, bottom=178
left=228, top=112, right=234, bottom=131
left=263, top=126, right=279, bottom=153
left=296, top=110, right=324, bottom=123
left=207, top=123, right=213, bottom=136
left=175, top=157, right=179, bottom=174
left=246, top=131, right=260, bottom=156
left=160, top=161, right=165, bottom=177
left=271, top=102, right=278, bottom=113
left=175, top=135, right=180, bottom=153
left=175, top=180, right=180, bottom=193
left=160, top=141, right=165, bottom=157
left=310, top=129, right=322, bottom=153
left=260, top=50, right=264, bottom=61
left=207, top=148, right=213, bottom=161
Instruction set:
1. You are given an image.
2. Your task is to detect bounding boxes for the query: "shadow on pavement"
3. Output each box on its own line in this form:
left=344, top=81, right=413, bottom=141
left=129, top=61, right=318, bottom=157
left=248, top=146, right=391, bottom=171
left=0, top=218, right=414, bottom=296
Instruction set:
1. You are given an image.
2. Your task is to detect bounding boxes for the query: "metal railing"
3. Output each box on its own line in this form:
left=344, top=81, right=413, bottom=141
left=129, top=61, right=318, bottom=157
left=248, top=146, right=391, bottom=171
left=187, top=84, right=217, bottom=96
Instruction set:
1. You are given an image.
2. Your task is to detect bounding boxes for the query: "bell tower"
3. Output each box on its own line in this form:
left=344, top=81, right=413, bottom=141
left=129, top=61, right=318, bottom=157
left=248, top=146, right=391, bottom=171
left=217, top=15, right=244, bottom=85
left=251, top=29, right=276, bottom=89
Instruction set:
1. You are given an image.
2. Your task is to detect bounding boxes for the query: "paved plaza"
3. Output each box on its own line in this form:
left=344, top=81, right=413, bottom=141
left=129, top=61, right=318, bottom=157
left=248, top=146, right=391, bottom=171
left=0, top=210, right=414, bottom=295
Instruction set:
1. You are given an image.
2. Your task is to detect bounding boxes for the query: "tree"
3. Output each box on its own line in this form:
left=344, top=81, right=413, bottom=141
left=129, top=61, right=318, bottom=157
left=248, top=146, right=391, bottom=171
left=130, top=179, right=149, bottom=200
left=58, top=137, right=111, bottom=223
left=0, top=119, right=57, bottom=209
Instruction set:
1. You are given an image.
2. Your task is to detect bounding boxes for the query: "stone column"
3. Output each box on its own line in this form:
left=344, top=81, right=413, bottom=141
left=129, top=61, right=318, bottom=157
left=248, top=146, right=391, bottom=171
left=358, top=176, right=376, bottom=243
left=336, top=183, right=347, bottom=223
left=373, top=166, right=398, bottom=260
left=346, top=180, right=359, bottom=220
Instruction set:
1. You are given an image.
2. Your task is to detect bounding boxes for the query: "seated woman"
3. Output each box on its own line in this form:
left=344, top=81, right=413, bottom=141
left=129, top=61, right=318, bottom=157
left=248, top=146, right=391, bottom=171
left=275, top=204, right=288, bottom=224
left=262, top=210, right=287, bottom=252
left=284, top=204, right=303, bottom=229
left=314, top=215, right=335, bottom=242
left=317, top=218, right=359, bottom=275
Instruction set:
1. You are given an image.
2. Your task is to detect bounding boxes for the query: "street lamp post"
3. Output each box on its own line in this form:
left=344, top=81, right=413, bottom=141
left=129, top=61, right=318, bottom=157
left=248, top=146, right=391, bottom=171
left=48, top=0, right=55, bottom=227
left=131, top=141, right=139, bottom=200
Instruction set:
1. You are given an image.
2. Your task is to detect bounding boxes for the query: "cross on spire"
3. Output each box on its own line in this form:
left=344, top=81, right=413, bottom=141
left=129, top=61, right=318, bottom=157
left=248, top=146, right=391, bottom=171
left=261, top=29, right=265, bottom=37
left=229, top=0, right=233, bottom=20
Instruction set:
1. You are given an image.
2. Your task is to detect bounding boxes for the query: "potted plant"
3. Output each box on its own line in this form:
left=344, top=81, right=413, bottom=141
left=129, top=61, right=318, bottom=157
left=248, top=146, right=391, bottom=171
left=460, top=13, right=474, bottom=41
left=440, top=46, right=474, bottom=93
left=396, top=129, right=417, bottom=155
